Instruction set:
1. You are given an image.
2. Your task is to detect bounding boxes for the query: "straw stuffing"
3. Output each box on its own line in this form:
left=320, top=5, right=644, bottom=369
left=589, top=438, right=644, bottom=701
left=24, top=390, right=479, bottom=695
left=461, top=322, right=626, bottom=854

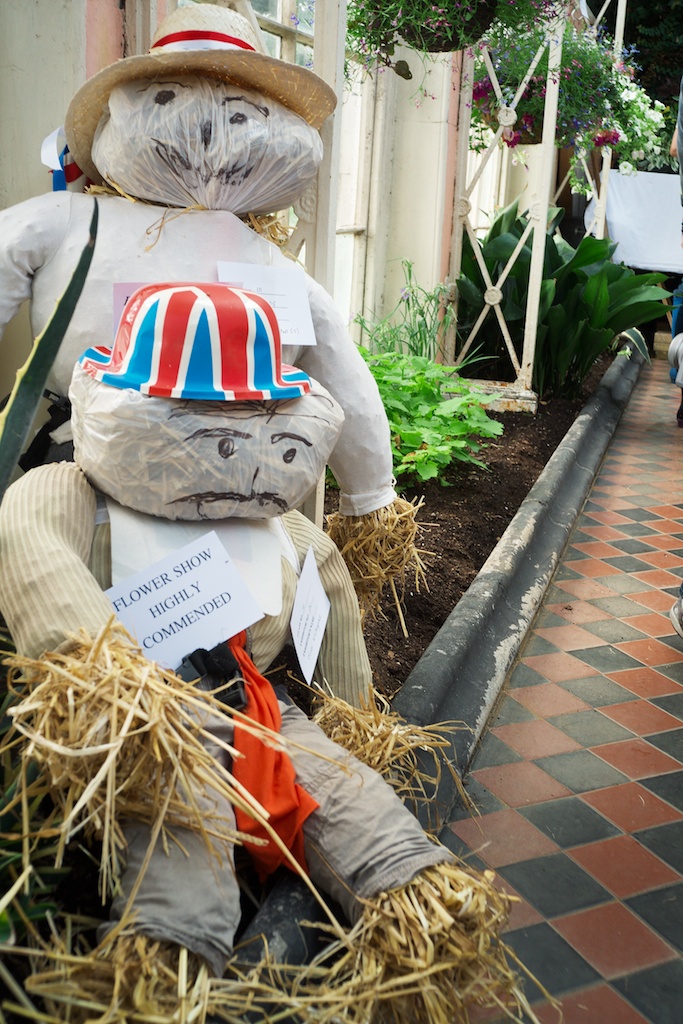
left=10, top=854, right=543, bottom=1024
left=1, top=620, right=289, bottom=898
left=208, top=860, right=544, bottom=1023
left=312, top=687, right=472, bottom=831
left=22, top=927, right=213, bottom=1024
left=326, top=497, right=428, bottom=630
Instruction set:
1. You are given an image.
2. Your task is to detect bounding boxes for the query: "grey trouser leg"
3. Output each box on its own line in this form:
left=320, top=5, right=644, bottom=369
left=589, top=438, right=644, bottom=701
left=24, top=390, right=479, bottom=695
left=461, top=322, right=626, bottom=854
left=107, top=817, right=240, bottom=976
left=104, top=702, right=241, bottom=976
left=280, top=701, right=451, bottom=924
left=105, top=698, right=449, bottom=969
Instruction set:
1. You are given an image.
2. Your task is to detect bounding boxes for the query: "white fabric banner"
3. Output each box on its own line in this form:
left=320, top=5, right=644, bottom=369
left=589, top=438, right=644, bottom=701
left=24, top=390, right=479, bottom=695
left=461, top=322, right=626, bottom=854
left=585, top=171, right=683, bottom=274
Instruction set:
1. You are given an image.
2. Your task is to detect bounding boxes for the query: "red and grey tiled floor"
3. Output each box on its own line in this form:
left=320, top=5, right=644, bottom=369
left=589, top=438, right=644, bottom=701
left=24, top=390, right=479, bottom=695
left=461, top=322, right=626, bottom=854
left=444, top=359, right=683, bottom=1023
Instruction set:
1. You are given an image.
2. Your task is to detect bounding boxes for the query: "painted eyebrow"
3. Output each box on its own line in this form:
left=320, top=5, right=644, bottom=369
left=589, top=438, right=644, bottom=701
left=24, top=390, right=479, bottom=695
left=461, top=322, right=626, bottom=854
left=222, top=95, right=270, bottom=117
left=270, top=432, right=312, bottom=446
left=139, top=80, right=192, bottom=92
left=184, top=427, right=253, bottom=441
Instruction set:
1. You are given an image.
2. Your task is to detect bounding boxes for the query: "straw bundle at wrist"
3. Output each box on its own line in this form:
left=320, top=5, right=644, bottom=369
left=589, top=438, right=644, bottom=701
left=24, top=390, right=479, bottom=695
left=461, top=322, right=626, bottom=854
left=326, top=497, right=427, bottom=630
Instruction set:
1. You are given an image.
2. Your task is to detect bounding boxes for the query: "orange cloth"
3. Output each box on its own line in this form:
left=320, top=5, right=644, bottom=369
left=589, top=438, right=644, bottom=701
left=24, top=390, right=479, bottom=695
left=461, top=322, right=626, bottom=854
left=228, top=632, right=319, bottom=880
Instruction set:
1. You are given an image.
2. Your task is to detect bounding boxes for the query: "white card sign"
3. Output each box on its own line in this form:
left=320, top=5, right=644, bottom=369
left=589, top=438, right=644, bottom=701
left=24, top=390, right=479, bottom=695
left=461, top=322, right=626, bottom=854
left=106, top=531, right=263, bottom=669
left=217, top=261, right=316, bottom=345
left=290, top=546, right=330, bottom=684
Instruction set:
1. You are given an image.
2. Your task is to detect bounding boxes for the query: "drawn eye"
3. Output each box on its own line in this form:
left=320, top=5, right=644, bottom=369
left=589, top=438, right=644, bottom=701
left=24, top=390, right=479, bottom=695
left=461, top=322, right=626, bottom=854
left=154, top=89, right=176, bottom=105
left=283, top=448, right=296, bottom=464
left=229, top=112, right=248, bottom=125
left=218, top=437, right=236, bottom=459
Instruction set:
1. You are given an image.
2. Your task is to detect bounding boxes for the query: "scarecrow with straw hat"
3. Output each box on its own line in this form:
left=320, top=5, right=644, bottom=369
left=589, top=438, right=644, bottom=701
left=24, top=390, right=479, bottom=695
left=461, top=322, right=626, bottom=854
left=0, top=283, right=533, bottom=1023
left=0, top=0, right=421, bottom=613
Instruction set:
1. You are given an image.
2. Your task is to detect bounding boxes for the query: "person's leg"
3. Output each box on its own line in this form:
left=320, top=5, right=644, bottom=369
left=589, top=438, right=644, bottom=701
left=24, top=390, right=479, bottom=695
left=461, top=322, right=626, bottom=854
left=670, top=581, right=683, bottom=638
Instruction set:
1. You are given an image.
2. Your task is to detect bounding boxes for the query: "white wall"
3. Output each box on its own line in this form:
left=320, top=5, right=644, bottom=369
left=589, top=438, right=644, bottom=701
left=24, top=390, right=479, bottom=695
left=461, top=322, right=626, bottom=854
left=334, top=49, right=458, bottom=341
left=0, top=0, right=88, bottom=394
left=383, top=47, right=453, bottom=310
left=0, top=0, right=87, bottom=209
left=503, top=144, right=557, bottom=216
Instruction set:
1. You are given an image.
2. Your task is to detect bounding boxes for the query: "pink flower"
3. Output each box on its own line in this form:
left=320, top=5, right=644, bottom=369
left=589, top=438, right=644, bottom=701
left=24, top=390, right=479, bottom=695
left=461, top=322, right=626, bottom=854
left=473, top=77, right=493, bottom=101
left=593, top=128, right=620, bottom=147
left=502, top=126, right=522, bottom=148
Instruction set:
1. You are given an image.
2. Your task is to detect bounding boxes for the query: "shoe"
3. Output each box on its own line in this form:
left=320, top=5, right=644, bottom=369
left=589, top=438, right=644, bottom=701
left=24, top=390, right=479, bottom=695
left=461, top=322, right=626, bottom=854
left=670, top=598, right=683, bottom=639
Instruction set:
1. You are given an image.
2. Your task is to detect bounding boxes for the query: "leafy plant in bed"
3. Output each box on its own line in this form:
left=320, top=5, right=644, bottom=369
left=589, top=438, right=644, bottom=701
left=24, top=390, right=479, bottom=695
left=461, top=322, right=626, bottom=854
left=455, top=201, right=667, bottom=398
left=359, top=350, right=503, bottom=485
left=347, top=261, right=503, bottom=488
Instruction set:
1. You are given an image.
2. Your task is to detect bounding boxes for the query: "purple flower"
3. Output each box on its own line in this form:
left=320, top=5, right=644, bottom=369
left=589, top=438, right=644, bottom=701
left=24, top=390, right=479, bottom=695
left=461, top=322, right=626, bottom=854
left=472, top=77, right=493, bottom=101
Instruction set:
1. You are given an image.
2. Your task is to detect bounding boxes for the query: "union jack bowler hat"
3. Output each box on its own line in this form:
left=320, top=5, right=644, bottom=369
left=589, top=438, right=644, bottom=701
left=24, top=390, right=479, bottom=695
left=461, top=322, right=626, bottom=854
left=79, top=282, right=311, bottom=401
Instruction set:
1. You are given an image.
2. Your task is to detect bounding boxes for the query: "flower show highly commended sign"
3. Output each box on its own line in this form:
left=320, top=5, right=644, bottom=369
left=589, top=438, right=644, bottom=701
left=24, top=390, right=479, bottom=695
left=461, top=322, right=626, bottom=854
left=106, top=531, right=263, bottom=669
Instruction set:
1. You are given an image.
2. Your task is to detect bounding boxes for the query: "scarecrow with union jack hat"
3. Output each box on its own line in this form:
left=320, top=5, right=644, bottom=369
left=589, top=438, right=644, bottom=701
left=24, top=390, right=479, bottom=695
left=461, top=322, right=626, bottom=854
left=0, top=8, right=523, bottom=1015
left=0, top=282, right=492, bottom=1022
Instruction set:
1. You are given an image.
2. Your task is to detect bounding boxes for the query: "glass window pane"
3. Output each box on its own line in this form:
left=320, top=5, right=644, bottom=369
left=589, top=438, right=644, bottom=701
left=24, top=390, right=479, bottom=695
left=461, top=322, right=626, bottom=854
left=252, top=0, right=280, bottom=18
left=295, top=41, right=313, bottom=68
left=295, top=0, right=315, bottom=35
left=262, top=30, right=282, bottom=59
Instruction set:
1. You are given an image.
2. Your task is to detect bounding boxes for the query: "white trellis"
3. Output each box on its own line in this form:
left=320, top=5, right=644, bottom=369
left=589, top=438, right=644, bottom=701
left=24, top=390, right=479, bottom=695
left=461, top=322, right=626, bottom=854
left=576, top=0, right=628, bottom=240
left=445, top=0, right=628, bottom=411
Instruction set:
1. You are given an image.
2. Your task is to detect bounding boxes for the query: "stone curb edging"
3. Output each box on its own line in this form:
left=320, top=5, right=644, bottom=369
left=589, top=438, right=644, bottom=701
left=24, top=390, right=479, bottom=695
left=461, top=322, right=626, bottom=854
left=393, top=347, right=645, bottom=802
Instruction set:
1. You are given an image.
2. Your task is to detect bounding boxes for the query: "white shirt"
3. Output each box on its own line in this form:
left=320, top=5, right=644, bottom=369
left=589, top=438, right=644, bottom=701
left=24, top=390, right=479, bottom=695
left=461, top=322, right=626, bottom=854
left=0, top=191, right=396, bottom=515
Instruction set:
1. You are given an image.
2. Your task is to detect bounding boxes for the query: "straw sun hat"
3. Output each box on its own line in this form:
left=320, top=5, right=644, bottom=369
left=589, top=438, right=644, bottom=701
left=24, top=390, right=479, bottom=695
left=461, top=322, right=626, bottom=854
left=64, top=3, right=337, bottom=183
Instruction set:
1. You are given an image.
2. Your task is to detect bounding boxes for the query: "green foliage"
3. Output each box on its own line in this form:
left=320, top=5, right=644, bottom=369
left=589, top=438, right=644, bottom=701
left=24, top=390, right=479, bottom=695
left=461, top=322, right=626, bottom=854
left=455, top=201, right=666, bottom=397
left=0, top=201, right=98, bottom=505
left=356, top=349, right=503, bottom=486
left=354, top=261, right=456, bottom=360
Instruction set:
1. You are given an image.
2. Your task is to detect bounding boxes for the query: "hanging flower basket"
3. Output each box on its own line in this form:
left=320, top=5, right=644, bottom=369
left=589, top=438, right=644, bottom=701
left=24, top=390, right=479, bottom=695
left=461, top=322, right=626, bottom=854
left=398, top=1, right=498, bottom=53
left=346, top=0, right=562, bottom=79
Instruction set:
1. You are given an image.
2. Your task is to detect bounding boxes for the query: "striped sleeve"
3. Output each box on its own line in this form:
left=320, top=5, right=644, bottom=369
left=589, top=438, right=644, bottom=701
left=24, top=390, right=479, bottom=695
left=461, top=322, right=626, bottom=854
left=0, top=463, right=113, bottom=657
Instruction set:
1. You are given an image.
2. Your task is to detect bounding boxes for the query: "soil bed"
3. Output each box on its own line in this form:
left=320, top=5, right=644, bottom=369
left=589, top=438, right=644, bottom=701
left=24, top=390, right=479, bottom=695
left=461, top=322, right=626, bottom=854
left=325, top=354, right=613, bottom=699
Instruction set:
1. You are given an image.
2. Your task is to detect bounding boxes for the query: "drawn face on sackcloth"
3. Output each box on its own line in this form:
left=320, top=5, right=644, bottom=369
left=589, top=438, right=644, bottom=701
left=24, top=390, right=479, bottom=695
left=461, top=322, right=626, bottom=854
left=70, top=365, right=344, bottom=521
left=91, top=76, right=323, bottom=215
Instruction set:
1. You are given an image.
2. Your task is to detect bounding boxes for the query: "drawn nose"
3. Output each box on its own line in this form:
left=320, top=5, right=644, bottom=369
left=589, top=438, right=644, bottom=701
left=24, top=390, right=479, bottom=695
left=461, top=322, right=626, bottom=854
left=201, top=120, right=212, bottom=148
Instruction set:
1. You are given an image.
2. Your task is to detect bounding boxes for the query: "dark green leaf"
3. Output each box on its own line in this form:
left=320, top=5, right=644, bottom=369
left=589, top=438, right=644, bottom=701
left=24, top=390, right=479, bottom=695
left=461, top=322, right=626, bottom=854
left=485, top=199, right=521, bottom=242
left=618, top=326, right=651, bottom=362
left=456, top=275, right=485, bottom=309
